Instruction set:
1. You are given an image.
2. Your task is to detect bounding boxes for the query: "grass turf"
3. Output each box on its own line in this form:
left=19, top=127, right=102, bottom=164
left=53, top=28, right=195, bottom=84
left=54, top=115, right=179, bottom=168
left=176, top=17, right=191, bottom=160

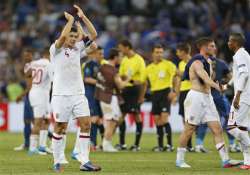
left=0, top=132, right=249, bottom=175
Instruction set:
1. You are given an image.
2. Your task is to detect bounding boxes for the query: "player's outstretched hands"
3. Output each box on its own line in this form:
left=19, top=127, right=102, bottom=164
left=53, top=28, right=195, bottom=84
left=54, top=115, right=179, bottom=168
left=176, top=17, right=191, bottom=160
left=64, top=12, right=74, bottom=21
left=74, top=4, right=84, bottom=18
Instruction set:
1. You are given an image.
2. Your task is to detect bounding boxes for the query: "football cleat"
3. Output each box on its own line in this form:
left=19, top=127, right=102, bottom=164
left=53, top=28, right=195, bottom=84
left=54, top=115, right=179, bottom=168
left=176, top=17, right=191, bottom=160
left=71, top=152, right=82, bottom=163
left=164, top=145, right=174, bottom=152
left=239, top=165, right=250, bottom=170
left=28, top=149, right=47, bottom=155
left=152, top=146, right=164, bottom=152
left=53, top=163, right=63, bottom=172
left=14, top=144, right=27, bottom=151
left=38, top=146, right=52, bottom=154
left=195, top=145, right=209, bottom=153
left=115, top=144, right=127, bottom=150
left=80, top=161, right=101, bottom=171
left=129, top=145, right=140, bottom=152
left=176, top=161, right=191, bottom=168
left=222, top=159, right=242, bottom=168
left=187, top=147, right=195, bottom=152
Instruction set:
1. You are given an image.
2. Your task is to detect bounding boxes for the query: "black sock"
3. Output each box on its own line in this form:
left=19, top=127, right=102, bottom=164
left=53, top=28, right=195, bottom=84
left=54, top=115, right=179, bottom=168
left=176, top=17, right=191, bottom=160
left=98, top=124, right=105, bottom=140
left=135, top=122, right=143, bottom=146
left=164, top=123, right=172, bottom=146
left=156, top=125, right=164, bottom=148
left=119, top=121, right=126, bottom=145
left=187, top=136, right=192, bottom=148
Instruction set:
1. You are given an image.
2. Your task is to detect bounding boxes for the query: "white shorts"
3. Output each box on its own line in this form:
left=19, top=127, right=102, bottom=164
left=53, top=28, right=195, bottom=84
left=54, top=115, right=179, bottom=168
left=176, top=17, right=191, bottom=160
left=51, top=95, right=90, bottom=123
left=29, top=89, right=50, bottom=118
left=228, top=103, right=250, bottom=128
left=184, top=90, right=220, bottom=125
left=100, top=95, right=121, bottom=121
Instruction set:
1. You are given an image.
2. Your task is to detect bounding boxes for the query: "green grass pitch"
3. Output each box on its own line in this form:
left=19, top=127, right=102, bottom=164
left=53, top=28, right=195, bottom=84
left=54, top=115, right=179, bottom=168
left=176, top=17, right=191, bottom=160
left=0, top=132, right=249, bottom=175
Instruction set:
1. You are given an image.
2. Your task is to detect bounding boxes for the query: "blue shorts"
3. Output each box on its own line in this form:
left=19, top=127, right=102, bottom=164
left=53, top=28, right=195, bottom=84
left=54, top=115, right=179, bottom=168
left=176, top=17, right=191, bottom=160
left=24, top=94, right=33, bottom=120
left=86, top=94, right=102, bottom=117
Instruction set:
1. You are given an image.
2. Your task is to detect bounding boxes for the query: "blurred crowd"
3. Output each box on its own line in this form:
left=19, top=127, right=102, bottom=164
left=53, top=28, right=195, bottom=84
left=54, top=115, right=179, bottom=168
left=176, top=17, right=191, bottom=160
left=0, top=0, right=250, bottom=102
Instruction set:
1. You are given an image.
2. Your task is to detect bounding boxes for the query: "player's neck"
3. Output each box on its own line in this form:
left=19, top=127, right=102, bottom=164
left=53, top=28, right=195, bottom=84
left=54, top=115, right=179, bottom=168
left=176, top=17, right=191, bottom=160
left=233, top=46, right=242, bottom=53
left=183, top=55, right=191, bottom=62
left=127, top=50, right=135, bottom=58
left=108, top=60, right=115, bottom=67
left=200, top=51, right=209, bottom=59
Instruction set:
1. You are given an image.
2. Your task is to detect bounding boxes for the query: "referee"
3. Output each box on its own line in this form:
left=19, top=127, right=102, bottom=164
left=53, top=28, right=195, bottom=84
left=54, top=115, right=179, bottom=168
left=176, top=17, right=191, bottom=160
left=142, top=44, right=177, bottom=152
left=117, top=39, right=146, bottom=151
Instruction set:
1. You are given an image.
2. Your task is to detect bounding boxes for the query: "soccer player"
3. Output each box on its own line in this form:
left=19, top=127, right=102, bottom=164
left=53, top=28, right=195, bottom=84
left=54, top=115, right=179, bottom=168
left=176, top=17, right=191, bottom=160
left=176, top=43, right=194, bottom=152
left=49, top=5, right=101, bottom=172
left=142, top=44, right=176, bottom=152
left=227, top=33, right=250, bottom=170
left=194, top=53, right=240, bottom=153
left=14, top=49, right=34, bottom=151
left=83, top=46, right=104, bottom=150
left=176, top=37, right=239, bottom=168
left=117, top=39, right=146, bottom=151
left=95, top=48, right=129, bottom=152
left=27, top=48, right=52, bottom=155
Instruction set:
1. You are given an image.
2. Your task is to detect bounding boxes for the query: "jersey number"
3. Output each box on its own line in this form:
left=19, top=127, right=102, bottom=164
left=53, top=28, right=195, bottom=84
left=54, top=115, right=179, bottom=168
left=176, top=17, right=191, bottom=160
left=32, top=69, right=43, bottom=84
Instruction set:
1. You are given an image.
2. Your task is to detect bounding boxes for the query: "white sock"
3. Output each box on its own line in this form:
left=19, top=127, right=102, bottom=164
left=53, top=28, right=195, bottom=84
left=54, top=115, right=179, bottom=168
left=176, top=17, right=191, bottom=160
left=102, top=138, right=110, bottom=148
left=39, top=130, right=48, bottom=148
left=73, top=128, right=80, bottom=154
left=52, top=133, right=63, bottom=165
left=176, top=147, right=186, bottom=163
left=240, top=142, right=250, bottom=165
left=79, top=132, right=90, bottom=164
left=216, top=142, right=229, bottom=162
left=29, top=134, right=38, bottom=151
left=60, top=134, right=67, bottom=160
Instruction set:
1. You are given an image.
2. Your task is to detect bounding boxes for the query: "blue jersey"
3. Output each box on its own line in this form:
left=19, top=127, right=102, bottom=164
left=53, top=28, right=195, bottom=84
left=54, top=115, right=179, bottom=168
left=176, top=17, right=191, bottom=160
left=211, top=58, right=230, bottom=98
left=211, top=58, right=230, bottom=118
left=83, top=60, right=100, bottom=97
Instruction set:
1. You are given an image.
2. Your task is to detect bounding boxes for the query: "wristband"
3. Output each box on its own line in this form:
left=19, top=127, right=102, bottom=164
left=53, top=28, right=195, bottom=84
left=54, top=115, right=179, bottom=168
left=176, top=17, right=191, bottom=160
left=83, top=36, right=93, bottom=47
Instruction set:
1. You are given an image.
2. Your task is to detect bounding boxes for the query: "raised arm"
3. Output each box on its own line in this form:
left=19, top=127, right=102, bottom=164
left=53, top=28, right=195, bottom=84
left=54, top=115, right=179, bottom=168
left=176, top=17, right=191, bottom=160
left=74, top=4, right=97, bottom=40
left=75, top=21, right=87, bottom=41
left=193, top=60, right=221, bottom=91
left=55, top=12, right=74, bottom=49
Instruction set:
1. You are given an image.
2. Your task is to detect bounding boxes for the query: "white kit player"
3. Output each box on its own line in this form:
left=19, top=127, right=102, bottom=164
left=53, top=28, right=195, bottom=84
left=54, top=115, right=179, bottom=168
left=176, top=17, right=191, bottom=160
left=227, top=33, right=250, bottom=170
left=49, top=5, right=101, bottom=172
left=176, top=37, right=240, bottom=168
left=28, top=48, right=52, bottom=155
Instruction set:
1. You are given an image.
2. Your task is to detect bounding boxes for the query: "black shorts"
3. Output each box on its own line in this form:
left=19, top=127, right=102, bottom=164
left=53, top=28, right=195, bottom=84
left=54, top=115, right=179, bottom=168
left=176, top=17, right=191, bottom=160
left=178, top=90, right=189, bottom=117
left=151, top=88, right=171, bottom=115
left=120, top=85, right=140, bottom=114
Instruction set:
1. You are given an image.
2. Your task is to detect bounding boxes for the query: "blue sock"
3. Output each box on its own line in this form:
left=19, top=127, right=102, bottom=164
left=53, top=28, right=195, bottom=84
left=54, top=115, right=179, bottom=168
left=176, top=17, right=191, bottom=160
left=24, top=123, right=31, bottom=148
left=90, top=123, right=98, bottom=146
left=196, top=124, right=208, bottom=145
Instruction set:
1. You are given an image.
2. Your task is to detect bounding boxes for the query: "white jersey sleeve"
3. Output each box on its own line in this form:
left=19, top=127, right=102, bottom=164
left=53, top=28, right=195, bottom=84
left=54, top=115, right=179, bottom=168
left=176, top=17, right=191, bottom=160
left=233, top=48, right=250, bottom=105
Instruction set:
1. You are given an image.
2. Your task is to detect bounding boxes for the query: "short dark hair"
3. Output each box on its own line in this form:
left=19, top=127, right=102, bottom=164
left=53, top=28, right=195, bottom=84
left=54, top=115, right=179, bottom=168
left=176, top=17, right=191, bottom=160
left=118, top=39, right=133, bottom=49
left=176, top=42, right=191, bottom=54
left=108, top=48, right=120, bottom=60
left=230, top=33, right=245, bottom=47
left=196, top=37, right=214, bottom=49
left=41, top=47, right=50, bottom=57
left=97, top=46, right=103, bottom=50
left=152, top=44, right=164, bottom=52
left=22, top=48, right=34, bottom=54
left=70, top=27, right=78, bottom=33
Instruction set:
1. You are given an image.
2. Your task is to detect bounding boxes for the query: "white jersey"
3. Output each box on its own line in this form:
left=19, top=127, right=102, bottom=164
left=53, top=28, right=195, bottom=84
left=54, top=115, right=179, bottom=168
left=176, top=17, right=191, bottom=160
left=50, top=41, right=86, bottom=95
left=232, top=47, right=250, bottom=105
left=29, top=58, right=52, bottom=92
